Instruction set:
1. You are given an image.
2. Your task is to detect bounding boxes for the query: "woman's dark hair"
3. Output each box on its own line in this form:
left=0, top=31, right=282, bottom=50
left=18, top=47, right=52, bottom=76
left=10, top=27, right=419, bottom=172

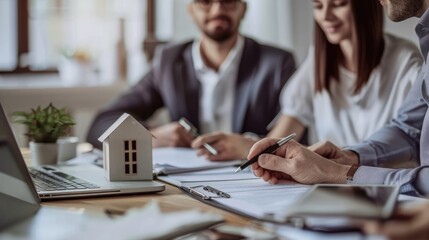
left=314, top=0, right=384, bottom=94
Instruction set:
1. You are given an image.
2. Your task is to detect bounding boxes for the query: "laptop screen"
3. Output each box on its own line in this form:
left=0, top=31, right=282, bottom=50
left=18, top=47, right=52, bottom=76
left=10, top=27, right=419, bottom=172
left=0, top=103, right=40, bottom=230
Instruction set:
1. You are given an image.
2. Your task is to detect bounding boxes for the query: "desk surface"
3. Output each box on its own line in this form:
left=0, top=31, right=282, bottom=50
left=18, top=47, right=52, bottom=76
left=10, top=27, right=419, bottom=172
left=23, top=146, right=249, bottom=227
left=41, top=182, right=250, bottom=226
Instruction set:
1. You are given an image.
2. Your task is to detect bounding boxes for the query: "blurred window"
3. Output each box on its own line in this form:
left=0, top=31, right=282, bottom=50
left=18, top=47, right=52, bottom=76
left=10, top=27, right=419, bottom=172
left=0, top=0, right=17, bottom=71
left=0, top=0, right=148, bottom=75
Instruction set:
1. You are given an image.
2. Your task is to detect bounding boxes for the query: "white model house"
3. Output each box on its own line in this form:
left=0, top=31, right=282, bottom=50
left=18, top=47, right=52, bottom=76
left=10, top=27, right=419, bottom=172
left=98, top=113, right=153, bottom=181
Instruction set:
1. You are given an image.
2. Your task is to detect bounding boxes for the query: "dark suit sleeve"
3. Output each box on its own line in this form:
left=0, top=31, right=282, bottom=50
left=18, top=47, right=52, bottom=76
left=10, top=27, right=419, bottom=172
left=87, top=57, right=164, bottom=149
left=280, top=52, right=296, bottom=86
left=273, top=51, right=296, bottom=118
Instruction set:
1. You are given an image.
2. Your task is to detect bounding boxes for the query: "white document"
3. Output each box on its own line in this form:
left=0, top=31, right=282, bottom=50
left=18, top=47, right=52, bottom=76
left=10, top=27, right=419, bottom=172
left=153, top=148, right=242, bottom=175
left=159, top=167, right=311, bottom=223
left=166, top=167, right=258, bottom=182
left=181, top=178, right=311, bottom=221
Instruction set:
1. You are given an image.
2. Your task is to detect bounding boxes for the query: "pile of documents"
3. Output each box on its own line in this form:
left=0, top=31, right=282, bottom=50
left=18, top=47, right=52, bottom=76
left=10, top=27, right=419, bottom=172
left=69, top=201, right=223, bottom=240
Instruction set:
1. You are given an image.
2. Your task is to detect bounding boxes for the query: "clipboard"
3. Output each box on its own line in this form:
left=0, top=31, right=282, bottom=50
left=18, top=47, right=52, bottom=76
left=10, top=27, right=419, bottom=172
left=157, top=173, right=311, bottom=226
left=158, top=173, right=401, bottom=233
left=178, top=184, right=282, bottom=224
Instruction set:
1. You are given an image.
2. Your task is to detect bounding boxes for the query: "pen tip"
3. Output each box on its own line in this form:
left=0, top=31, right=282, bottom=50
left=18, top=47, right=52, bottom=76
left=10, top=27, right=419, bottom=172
left=234, top=167, right=241, bottom=173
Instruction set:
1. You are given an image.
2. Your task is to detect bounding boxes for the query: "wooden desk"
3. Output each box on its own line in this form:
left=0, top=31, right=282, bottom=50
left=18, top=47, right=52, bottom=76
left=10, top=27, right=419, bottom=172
left=23, top=147, right=251, bottom=227
left=41, top=183, right=251, bottom=226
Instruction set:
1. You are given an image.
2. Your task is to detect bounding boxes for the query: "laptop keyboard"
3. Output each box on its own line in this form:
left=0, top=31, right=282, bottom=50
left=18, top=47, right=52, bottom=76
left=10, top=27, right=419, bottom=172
left=29, top=168, right=100, bottom=192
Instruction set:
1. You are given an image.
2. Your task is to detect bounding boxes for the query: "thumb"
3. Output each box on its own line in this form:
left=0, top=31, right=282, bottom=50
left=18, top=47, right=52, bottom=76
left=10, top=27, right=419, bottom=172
left=258, top=154, right=289, bottom=173
left=308, top=141, right=336, bottom=158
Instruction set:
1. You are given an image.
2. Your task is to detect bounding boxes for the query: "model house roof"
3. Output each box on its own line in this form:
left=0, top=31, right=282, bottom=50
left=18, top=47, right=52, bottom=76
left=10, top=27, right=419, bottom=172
left=98, top=113, right=138, bottom=142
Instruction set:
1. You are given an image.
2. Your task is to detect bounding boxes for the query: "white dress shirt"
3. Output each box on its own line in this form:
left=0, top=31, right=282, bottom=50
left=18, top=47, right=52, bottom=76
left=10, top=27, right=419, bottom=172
left=192, top=36, right=245, bottom=134
left=280, top=33, right=422, bottom=146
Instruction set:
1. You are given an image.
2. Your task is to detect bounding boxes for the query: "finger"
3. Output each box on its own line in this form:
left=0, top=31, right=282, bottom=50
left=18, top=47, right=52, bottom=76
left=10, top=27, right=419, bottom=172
left=307, top=141, right=326, bottom=152
left=248, top=138, right=281, bottom=160
left=394, top=204, right=429, bottom=218
left=191, top=132, right=224, bottom=148
left=257, top=154, right=289, bottom=174
left=251, top=162, right=260, bottom=171
left=374, top=211, right=429, bottom=240
left=210, top=141, right=225, bottom=152
left=253, top=167, right=264, bottom=177
left=273, top=171, right=291, bottom=180
left=262, top=170, right=272, bottom=182
left=269, top=177, right=278, bottom=184
left=177, top=127, right=195, bottom=146
left=172, top=136, right=190, bottom=147
left=196, top=148, right=209, bottom=157
left=377, top=219, right=421, bottom=240
left=251, top=163, right=263, bottom=176
left=363, top=210, right=427, bottom=238
left=307, top=141, right=338, bottom=158
left=362, top=221, right=382, bottom=235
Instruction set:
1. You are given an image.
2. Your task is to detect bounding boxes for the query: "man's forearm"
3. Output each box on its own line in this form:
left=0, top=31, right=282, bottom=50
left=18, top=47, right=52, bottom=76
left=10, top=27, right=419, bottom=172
left=346, top=125, right=417, bottom=166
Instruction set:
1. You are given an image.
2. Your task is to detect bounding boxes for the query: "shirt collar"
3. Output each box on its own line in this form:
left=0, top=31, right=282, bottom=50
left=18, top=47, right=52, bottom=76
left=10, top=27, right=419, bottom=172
left=192, top=36, right=245, bottom=74
left=415, top=7, right=429, bottom=59
left=192, top=39, right=205, bottom=72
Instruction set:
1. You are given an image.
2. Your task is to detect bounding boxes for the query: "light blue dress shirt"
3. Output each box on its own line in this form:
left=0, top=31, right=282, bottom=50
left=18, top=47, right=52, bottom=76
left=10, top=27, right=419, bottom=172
left=347, top=8, right=429, bottom=196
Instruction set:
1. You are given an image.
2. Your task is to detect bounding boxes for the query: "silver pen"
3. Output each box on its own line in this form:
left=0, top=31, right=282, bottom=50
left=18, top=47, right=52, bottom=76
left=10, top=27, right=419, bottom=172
left=235, top=133, right=296, bottom=173
left=178, top=118, right=218, bottom=156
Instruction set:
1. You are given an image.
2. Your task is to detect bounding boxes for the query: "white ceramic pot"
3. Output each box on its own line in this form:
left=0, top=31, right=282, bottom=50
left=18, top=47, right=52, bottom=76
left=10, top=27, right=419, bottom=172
left=29, top=142, right=58, bottom=166
left=57, top=136, right=78, bottom=162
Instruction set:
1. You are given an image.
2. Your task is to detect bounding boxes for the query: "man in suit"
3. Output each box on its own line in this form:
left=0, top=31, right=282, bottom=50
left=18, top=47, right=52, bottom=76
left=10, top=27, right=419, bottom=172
left=87, top=0, right=295, bottom=149
left=249, top=0, right=429, bottom=196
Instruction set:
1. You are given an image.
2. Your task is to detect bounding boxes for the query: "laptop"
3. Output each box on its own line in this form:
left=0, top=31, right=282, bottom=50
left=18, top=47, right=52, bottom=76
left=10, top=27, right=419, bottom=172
left=0, top=103, right=165, bottom=201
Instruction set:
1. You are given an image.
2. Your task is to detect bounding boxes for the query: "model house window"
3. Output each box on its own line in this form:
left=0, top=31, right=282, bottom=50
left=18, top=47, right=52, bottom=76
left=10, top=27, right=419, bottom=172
left=124, top=140, right=137, bottom=175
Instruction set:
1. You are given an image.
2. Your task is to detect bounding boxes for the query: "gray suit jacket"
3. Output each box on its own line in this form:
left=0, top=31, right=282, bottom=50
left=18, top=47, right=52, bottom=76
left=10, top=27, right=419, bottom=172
left=347, top=9, right=429, bottom=196
left=87, top=37, right=296, bottom=149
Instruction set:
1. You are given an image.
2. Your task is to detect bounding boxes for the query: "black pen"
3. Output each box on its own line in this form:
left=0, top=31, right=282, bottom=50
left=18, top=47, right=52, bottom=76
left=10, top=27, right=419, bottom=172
left=178, top=117, right=218, bottom=155
left=234, top=133, right=296, bottom=173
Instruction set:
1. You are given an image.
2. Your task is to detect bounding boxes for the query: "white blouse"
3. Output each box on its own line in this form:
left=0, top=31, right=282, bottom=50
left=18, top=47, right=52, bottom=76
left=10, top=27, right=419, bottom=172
left=280, top=34, right=423, bottom=146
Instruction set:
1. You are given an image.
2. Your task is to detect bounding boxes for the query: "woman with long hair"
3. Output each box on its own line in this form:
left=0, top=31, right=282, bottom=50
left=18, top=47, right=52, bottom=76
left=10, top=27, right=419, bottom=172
left=192, top=0, right=422, bottom=161
left=269, top=0, right=422, bottom=146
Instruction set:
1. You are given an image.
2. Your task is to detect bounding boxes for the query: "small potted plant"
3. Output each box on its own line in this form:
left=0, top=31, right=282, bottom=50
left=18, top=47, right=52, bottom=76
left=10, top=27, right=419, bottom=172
left=13, top=103, right=75, bottom=166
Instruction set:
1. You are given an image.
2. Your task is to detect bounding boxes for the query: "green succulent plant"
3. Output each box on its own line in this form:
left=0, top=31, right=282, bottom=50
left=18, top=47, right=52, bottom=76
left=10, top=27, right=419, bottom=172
left=13, top=103, right=75, bottom=143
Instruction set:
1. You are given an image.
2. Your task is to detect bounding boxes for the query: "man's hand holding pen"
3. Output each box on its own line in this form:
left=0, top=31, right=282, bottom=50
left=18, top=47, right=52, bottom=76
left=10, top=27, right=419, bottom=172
left=248, top=138, right=351, bottom=185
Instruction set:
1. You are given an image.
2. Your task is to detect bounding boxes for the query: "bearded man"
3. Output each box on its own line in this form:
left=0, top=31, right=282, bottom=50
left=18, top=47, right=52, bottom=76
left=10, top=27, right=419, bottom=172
left=87, top=0, right=296, bottom=149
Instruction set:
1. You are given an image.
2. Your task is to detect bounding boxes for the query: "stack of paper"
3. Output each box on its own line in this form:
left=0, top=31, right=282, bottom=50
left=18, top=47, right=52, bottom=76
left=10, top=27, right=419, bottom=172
left=153, top=148, right=242, bottom=175
left=69, top=201, right=223, bottom=240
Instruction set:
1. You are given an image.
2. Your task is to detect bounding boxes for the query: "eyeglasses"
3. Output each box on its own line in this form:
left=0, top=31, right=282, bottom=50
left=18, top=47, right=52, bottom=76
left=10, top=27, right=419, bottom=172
left=193, top=0, right=242, bottom=11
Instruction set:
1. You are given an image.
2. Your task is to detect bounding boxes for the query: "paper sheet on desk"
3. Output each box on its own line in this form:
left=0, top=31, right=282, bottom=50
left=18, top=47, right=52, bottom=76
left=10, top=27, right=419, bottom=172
left=153, top=148, right=242, bottom=175
left=68, top=201, right=223, bottom=240
left=168, top=167, right=258, bottom=182
left=182, top=178, right=311, bottom=221
left=158, top=167, right=312, bottom=222
left=64, top=151, right=102, bottom=166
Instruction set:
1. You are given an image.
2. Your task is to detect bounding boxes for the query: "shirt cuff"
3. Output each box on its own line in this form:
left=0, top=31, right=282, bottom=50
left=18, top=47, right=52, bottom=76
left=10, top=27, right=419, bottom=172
left=345, top=143, right=379, bottom=166
left=410, top=167, right=429, bottom=197
left=350, top=166, right=392, bottom=184
left=351, top=166, right=428, bottom=197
